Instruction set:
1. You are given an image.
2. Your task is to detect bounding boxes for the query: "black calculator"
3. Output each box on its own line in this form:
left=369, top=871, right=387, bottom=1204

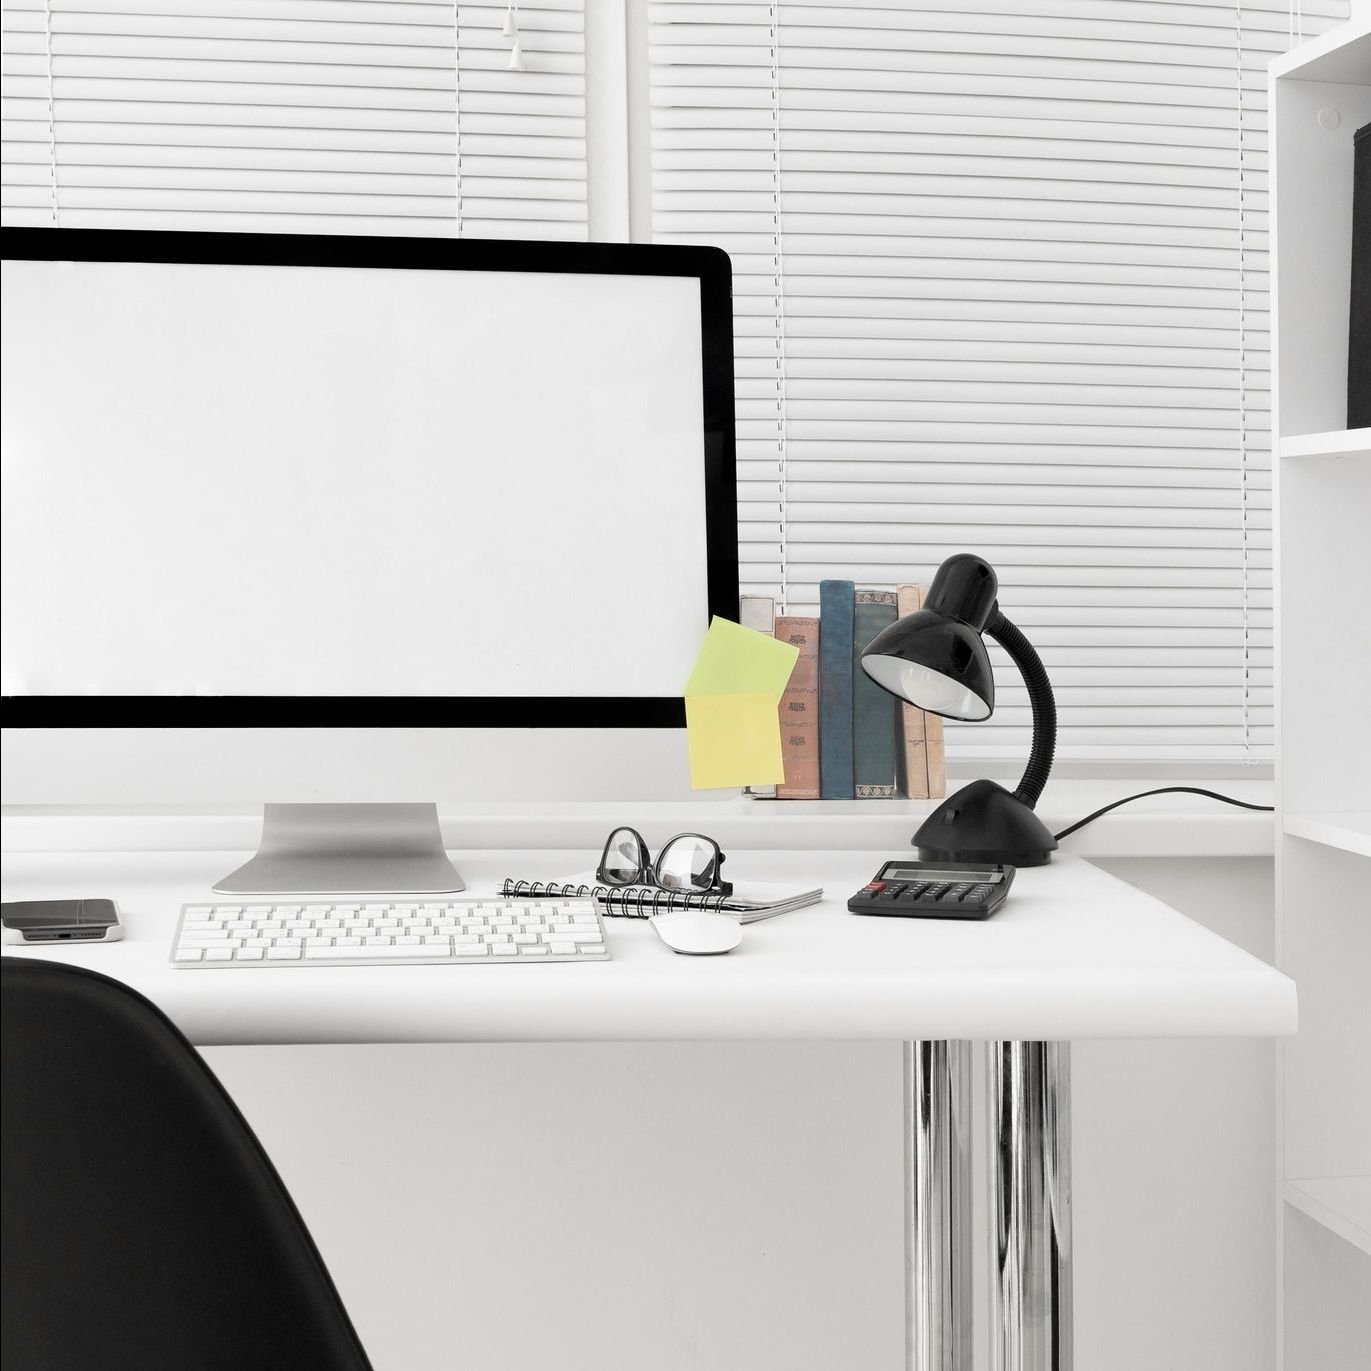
left=847, top=860, right=1014, bottom=921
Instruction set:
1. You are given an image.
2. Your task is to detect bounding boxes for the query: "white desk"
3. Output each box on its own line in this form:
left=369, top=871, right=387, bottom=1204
left=0, top=840, right=1295, bottom=1371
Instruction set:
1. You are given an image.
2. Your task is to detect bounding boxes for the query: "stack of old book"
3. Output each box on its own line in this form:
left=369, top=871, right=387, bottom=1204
left=741, top=583, right=947, bottom=801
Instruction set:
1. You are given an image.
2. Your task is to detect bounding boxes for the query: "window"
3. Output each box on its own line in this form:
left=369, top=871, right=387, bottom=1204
left=648, top=0, right=1347, bottom=762
left=1, top=0, right=587, bottom=238
left=2, top=0, right=1351, bottom=765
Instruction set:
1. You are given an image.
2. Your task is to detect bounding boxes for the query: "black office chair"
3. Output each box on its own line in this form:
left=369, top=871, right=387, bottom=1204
left=1, top=957, right=374, bottom=1371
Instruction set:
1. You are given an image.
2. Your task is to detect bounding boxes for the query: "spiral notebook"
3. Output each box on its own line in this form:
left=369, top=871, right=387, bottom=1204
left=499, top=875, right=822, bottom=922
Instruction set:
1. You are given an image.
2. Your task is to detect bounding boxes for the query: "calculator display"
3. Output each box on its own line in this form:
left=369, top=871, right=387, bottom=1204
left=881, top=864, right=1004, bottom=884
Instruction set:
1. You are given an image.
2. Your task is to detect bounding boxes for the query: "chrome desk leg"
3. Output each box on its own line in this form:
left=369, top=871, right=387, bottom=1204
left=989, top=1042, right=1073, bottom=1371
left=904, top=1041, right=973, bottom=1371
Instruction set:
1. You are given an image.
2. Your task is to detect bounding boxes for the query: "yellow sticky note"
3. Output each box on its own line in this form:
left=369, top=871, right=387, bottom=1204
left=685, top=693, right=787, bottom=789
left=683, top=617, right=799, bottom=790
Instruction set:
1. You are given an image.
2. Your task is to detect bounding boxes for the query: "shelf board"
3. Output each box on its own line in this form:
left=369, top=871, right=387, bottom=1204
left=1285, top=1177, right=1371, bottom=1257
left=1269, top=16, right=1371, bottom=83
left=1279, top=428, right=1371, bottom=460
left=1283, top=811, right=1371, bottom=857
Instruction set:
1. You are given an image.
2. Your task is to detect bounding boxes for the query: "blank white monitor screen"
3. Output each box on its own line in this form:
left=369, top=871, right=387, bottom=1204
left=1, top=237, right=736, bottom=720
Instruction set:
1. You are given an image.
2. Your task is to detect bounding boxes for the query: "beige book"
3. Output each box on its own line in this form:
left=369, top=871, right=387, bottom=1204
left=895, top=585, right=930, bottom=799
left=925, top=632, right=947, bottom=800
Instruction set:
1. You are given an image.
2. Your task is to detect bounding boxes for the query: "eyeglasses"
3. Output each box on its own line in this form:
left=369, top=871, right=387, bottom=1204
left=596, top=827, right=733, bottom=898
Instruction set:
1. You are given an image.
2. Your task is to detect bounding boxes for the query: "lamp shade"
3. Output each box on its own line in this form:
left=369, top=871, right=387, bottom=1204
left=859, top=553, right=1000, bottom=721
left=860, top=614, right=993, bottom=720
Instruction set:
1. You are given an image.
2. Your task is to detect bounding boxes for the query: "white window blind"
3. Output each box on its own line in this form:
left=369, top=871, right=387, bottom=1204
left=649, top=0, right=1347, bottom=762
left=1, top=0, right=587, bottom=239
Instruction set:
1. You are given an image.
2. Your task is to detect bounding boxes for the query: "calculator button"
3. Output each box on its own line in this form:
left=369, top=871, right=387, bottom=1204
left=924, top=883, right=951, bottom=899
left=887, top=883, right=908, bottom=898
left=905, top=882, right=930, bottom=898
left=865, top=882, right=886, bottom=893
left=947, top=883, right=976, bottom=900
left=967, top=885, right=993, bottom=901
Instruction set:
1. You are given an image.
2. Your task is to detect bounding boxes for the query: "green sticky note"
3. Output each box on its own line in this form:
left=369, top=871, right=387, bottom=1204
left=683, top=617, right=799, bottom=790
left=684, top=616, right=799, bottom=698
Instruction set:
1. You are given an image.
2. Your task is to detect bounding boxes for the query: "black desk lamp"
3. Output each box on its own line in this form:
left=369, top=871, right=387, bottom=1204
left=859, top=553, right=1058, bottom=866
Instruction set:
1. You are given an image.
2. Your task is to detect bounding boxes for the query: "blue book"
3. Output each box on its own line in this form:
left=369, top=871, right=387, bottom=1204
left=819, top=579, right=855, bottom=799
left=852, top=589, right=899, bottom=798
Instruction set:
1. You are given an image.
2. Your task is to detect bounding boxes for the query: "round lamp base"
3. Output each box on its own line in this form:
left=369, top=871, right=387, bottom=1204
left=913, top=779, right=1058, bottom=868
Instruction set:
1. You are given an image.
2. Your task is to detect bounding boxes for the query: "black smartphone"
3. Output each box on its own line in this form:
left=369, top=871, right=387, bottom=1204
left=1, top=899, right=123, bottom=944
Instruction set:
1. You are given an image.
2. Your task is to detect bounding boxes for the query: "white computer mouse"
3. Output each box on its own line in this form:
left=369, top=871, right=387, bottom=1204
left=651, top=911, right=743, bottom=956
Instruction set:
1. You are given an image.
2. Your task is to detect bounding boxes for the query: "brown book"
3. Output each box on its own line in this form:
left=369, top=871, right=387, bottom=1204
left=896, top=584, right=930, bottom=799
left=775, top=615, right=820, bottom=799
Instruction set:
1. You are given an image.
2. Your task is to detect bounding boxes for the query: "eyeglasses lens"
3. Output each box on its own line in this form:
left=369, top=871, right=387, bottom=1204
left=655, top=836, right=716, bottom=891
left=601, top=828, right=647, bottom=885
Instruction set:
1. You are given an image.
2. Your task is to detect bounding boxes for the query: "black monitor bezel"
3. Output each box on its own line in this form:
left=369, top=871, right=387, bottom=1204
left=1, top=227, right=739, bottom=728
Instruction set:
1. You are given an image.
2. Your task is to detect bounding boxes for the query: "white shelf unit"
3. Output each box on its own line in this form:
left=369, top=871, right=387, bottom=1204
left=1271, top=17, right=1371, bottom=1369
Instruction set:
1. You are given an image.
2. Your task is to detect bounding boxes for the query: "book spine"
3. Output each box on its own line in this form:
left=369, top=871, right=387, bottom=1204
left=926, top=704, right=947, bottom=799
left=895, top=584, right=930, bottom=800
left=774, top=615, right=821, bottom=799
left=852, top=589, right=899, bottom=798
left=818, top=579, right=856, bottom=799
left=739, top=595, right=777, bottom=797
left=1352, top=121, right=1370, bottom=427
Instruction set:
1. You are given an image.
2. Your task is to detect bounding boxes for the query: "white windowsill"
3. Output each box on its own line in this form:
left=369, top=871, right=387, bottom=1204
left=1, top=777, right=1275, bottom=859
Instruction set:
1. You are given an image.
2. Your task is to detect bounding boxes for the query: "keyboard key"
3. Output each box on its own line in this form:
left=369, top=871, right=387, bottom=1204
left=267, top=947, right=301, bottom=960
left=176, top=947, right=204, bottom=962
left=304, top=944, right=432, bottom=960
left=236, top=947, right=265, bottom=961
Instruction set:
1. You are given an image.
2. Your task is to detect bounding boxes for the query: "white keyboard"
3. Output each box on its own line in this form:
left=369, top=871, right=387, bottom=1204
left=170, top=898, right=610, bottom=967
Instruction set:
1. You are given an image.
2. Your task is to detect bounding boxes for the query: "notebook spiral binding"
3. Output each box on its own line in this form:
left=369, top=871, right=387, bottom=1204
left=499, top=878, right=730, bottom=918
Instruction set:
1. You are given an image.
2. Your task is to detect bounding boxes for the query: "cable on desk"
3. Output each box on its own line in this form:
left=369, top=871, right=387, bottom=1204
left=1053, top=787, right=1274, bottom=842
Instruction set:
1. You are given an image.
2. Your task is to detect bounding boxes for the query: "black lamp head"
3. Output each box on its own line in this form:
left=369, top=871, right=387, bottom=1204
left=859, top=553, right=999, bottom=721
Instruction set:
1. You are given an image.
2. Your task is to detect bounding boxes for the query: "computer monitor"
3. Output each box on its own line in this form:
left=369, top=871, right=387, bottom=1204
left=0, top=229, right=738, bottom=888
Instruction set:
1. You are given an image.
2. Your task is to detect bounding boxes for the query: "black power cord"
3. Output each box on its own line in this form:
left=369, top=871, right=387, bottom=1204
left=1053, top=786, right=1274, bottom=842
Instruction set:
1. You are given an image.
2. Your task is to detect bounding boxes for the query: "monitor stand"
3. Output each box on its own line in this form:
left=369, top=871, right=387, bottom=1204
left=213, top=803, right=465, bottom=895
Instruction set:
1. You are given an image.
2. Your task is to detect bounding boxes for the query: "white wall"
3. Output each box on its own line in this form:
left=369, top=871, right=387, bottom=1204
left=205, top=855, right=1275, bottom=1371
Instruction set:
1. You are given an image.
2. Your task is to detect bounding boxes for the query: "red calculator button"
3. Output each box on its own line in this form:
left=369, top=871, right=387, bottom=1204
left=865, top=882, right=886, bottom=892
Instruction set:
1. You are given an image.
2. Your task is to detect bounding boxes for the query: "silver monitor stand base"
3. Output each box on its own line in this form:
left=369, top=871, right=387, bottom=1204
left=214, top=803, right=465, bottom=895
